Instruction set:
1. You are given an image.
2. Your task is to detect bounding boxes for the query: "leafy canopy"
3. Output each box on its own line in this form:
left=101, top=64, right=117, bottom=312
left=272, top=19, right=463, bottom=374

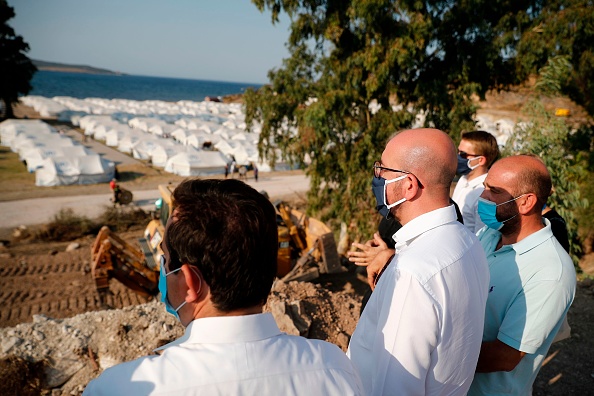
left=246, top=0, right=593, bottom=238
left=0, top=0, right=37, bottom=119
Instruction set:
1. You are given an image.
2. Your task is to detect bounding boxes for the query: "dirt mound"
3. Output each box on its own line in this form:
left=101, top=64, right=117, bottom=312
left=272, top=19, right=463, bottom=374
left=0, top=280, right=360, bottom=395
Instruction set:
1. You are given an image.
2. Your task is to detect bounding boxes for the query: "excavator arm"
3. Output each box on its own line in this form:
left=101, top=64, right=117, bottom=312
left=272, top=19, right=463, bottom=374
left=91, top=226, right=159, bottom=297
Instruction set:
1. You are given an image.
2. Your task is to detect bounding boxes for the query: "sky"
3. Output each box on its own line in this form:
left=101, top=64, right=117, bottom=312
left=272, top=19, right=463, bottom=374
left=8, top=0, right=292, bottom=84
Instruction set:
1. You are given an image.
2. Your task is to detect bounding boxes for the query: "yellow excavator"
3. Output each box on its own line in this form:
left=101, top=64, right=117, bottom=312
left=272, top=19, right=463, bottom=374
left=91, top=184, right=343, bottom=298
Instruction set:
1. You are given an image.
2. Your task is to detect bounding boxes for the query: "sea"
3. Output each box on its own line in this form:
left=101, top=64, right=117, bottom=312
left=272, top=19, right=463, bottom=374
left=29, top=70, right=262, bottom=102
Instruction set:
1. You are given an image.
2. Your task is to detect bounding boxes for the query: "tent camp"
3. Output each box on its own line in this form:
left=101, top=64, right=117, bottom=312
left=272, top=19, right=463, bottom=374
left=164, top=149, right=229, bottom=176
left=150, top=143, right=186, bottom=168
left=14, top=135, right=76, bottom=160
left=23, top=145, right=91, bottom=172
left=35, top=154, right=115, bottom=187
left=0, top=119, right=56, bottom=147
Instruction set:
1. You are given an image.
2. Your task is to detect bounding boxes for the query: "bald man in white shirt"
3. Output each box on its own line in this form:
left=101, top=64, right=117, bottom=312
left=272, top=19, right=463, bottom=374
left=348, top=128, right=490, bottom=395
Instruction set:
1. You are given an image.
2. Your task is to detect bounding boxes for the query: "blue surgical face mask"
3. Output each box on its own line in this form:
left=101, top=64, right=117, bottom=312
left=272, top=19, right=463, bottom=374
left=456, top=155, right=483, bottom=175
left=372, top=175, right=407, bottom=219
left=477, top=194, right=525, bottom=230
left=158, top=256, right=201, bottom=320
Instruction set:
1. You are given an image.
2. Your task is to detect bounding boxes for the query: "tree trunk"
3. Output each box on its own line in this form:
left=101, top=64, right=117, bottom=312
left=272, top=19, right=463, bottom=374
left=1, top=99, right=15, bottom=119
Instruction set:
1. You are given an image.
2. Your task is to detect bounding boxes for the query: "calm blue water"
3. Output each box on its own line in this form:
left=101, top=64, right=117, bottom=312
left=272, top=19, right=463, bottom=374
left=29, top=70, right=261, bottom=102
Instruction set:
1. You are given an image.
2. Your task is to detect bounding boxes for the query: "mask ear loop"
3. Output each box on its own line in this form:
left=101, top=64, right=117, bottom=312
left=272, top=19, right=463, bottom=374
left=188, top=266, right=202, bottom=298
left=383, top=174, right=407, bottom=208
left=468, top=156, right=483, bottom=170
left=173, top=266, right=203, bottom=313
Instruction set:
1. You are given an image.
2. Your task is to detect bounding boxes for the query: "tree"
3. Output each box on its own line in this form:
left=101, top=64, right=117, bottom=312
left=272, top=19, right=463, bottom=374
left=0, top=0, right=36, bottom=119
left=514, top=0, right=594, bottom=118
left=245, top=0, right=593, bottom=238
left=502, top=58, right=589, bottom=263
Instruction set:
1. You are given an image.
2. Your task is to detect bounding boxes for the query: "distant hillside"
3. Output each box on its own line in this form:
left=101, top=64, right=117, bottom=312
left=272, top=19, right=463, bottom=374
left=33, top=60, right=124, bottom=75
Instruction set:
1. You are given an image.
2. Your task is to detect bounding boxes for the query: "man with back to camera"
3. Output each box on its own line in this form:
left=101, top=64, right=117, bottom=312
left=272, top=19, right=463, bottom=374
left=468, top=155, right=576, bottom=395
left=347, top=128, right=490, bottom=395
left=84, top=179, right=364, bottom=395
left=452, top=130, right=500, bottom=233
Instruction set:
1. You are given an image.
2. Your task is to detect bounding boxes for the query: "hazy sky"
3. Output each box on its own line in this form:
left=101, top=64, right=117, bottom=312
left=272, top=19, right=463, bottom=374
left=8, top=0, right=291, bottom=84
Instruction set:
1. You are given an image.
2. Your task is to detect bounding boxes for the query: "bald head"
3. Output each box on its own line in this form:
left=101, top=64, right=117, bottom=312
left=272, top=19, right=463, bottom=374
left=490, top=155, right=552, bottom=207
left=384, top=128, right=457, bottom=189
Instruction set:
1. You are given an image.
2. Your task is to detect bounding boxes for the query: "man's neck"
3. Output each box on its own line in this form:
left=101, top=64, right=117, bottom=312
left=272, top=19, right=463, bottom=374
left=499, top=216, right=546, bottom=248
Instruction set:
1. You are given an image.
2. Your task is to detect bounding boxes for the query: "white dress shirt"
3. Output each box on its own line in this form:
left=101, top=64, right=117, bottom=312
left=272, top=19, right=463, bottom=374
left=348, top=205, right=490, bottom=396
left=84, top=313, right=363, bottom=396
left=452, top=173, right=488, bottom=233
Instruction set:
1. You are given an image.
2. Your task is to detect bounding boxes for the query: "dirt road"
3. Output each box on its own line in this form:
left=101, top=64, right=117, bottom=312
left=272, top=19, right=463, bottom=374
left=0, top=174, right=309, bottom=228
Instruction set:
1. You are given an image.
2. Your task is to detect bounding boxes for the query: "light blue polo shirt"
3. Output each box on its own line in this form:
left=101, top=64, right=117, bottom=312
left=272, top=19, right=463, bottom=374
left=468, top=219, right=576, bottom=396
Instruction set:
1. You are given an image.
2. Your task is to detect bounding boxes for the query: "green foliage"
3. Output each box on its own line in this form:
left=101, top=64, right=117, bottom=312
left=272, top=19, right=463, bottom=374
left=38, top=209, right=98, bottom=241
left=35, top=207, right=150, bottom=242
left=247, top=0, right=594, bottom=240
left=0, top=0, right=37, bottom=118
left=247, top=0, right=531, bottom=238
left=503, top=98, right=589, bottom=264
left=515, top=0, right=594, bottom=117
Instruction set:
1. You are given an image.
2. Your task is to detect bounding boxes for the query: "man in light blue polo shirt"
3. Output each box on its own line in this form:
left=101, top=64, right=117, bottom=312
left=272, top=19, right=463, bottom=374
left=468, top=155, right=576, bottom=395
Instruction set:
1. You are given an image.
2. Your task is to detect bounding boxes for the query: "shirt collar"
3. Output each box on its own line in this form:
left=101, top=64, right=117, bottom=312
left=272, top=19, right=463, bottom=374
left=393, top=205, right=458, bottom=249
left=154, top=312, right=281, bottom=351
left=484, top=218, right=554, bottom=255
left=461, top=173, right=487, bottom=188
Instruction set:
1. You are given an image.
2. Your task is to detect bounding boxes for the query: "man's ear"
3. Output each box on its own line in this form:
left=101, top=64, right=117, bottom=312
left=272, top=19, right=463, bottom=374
left=518, top=193, right=538, bottom=215
left=403, top=174, right=420, bottom=200
left=180, top=264, right=203, bottom=303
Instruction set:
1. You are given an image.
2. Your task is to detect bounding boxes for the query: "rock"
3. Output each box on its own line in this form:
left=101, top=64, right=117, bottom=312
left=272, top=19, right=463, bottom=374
left=269, top=300, right=311, bottom=337
left=33, top=314, right=51, bottom=323
left=98, top=355, right=122, bottom=370
left=44, top=357, right=85, bottom=388
left=336, top=332, right=350, bottom=351
left=1, top=336, right=22, bottom=353
left=49, top=249, right=58, bottom=256
left=66, top=242, right=80, bottom=252
left=12, top=225, right=29, bottom=239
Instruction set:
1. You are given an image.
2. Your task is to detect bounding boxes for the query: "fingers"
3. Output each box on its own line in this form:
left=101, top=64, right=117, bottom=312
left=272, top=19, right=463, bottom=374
left=373, top=232, right=388, bottom=248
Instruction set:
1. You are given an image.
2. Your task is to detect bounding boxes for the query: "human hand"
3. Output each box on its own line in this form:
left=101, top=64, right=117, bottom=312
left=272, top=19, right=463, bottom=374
left=347, top=232, right=395, bottom=289
left=347, top=232, right=387, bottom=265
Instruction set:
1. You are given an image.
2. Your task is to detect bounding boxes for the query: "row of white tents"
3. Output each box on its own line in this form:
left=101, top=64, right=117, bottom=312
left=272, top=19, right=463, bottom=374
left=20, top=95, right=289, bottom=178
left=0, top=119, right=115, bottom=186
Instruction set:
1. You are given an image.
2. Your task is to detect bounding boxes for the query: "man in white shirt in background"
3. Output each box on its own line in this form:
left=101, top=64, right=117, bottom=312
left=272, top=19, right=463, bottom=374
left=84, top=179, right=363, bottom=396
left=452, top=130, right=500, bottom=233
left=348, top=128, right=490, bottom=395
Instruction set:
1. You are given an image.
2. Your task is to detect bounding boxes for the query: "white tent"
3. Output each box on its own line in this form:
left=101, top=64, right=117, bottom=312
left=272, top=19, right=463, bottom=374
left=148, top=123, right=176, bottom=137
left=164, top=150, right=228, bottom=176
left=0, top=119, right=56, bottom=147
left=14, top=135, right=76, bottom=160
left=23, top=145, right=90, bottom=172
left=105, top=126, right=136, bottom=147
left=187, top=131, right=221, bottom=149
left=130, top=137, right=174, bottom=160
left=117, top=132, right=145, bottom=154
left=93, top=121, right=128, bottom=141
left=35, top=154, right=115, bottom=186
left=151, top=143, right=185, bottom=168
left=171, top=127, right=192, bottom=145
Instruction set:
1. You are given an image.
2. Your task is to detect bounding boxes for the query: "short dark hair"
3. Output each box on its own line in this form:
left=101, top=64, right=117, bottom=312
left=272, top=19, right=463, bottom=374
left=514, top=158, right=552, bottom=210
left=165, top=179, right=278, bottom=312
left=461, top=131, right=500, bottom=167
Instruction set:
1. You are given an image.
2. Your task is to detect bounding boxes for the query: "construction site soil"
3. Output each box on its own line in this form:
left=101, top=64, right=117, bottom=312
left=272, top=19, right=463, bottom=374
left=1, top=94, right=593, bottom=395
